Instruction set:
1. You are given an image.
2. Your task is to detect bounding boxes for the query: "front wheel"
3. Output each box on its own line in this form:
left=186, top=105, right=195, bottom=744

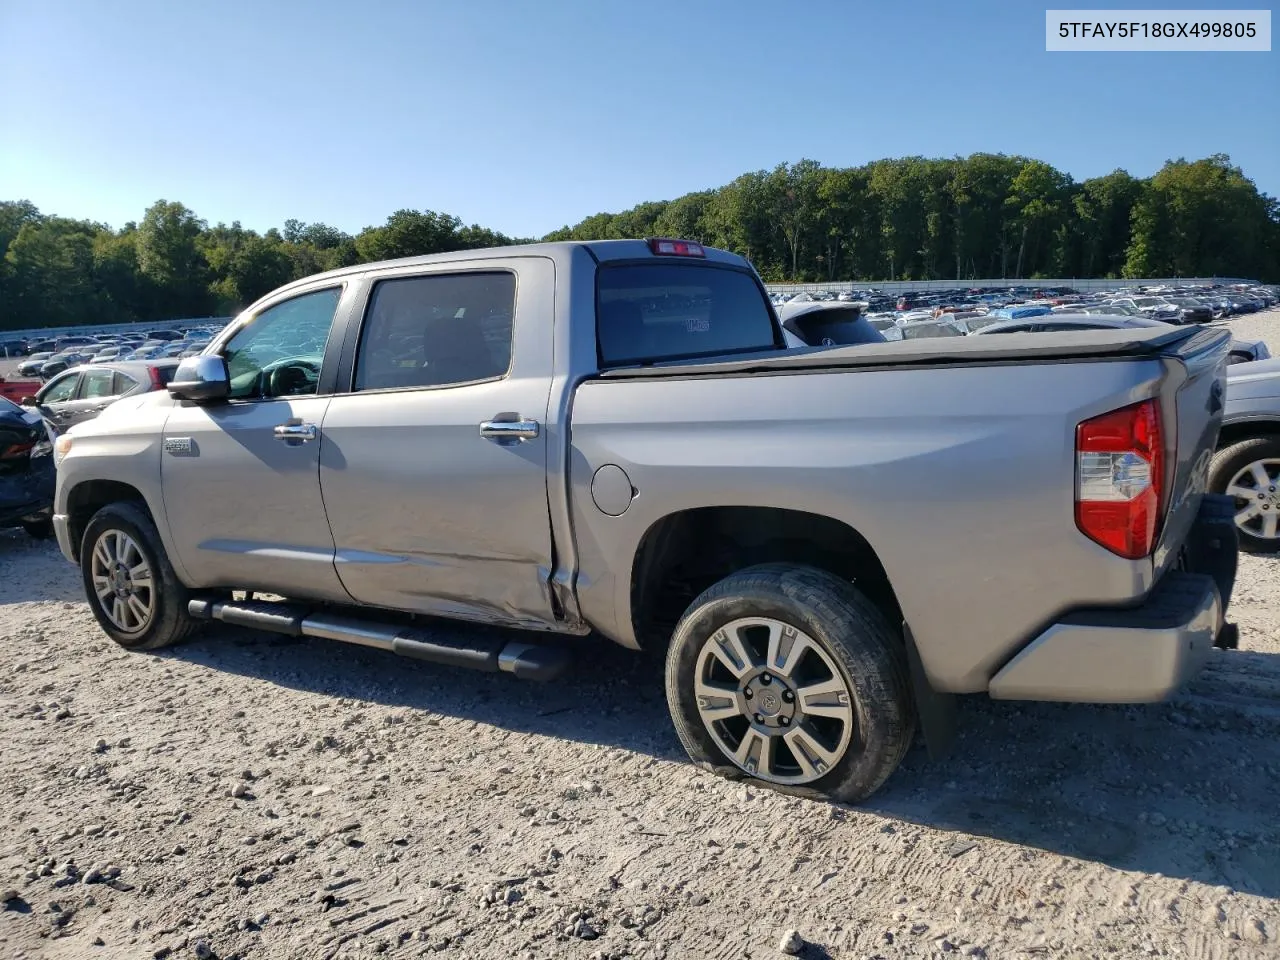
left=665, top=564, right=914, bottom=804
left=80, top=501, right=201, bottom=650
left=1210, top=437, right=1280, bottom=553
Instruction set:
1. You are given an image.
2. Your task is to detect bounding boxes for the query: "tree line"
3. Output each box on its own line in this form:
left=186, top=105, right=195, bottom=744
left=2, top=152, right=1276, bottom=332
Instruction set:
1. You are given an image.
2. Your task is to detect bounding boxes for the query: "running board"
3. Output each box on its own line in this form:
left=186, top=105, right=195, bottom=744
left=188, top=598, right=571, bottom=682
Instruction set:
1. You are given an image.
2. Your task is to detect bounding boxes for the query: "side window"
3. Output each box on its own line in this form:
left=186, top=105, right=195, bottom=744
left=222, top=287, right=341, bottom=400
left=113, top=372, right=140, bottom=394
left=79, top=369, right=117, bottom=399
left=354, top=272, right=514, bottom=391
left=40, top=373, right=79, bottom=404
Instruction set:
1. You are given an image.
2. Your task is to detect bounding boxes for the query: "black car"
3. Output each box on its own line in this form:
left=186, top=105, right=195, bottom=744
left=29, top=360, right=180, bottom=434
left=0, top=339, right=29, bottom=357
left=0, top=395, right=55, bottom=539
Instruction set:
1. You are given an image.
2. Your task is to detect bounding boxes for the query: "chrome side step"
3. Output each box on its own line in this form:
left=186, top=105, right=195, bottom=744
left=188, top=598, right=571, bottom=682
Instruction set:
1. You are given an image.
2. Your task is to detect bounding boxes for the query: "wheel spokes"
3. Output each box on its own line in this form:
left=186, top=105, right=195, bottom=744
left=796, top=677, right=854, bottom=722
left=765, top=623, right=806, bottom=678
left=784, top=724, right=841, bottom=779
left=709, top=625, right=756, bottom=679
left=695, top=678, right=742, bottom=723
left=733, top=728, right=774, bottom=777
left=1263, top=511, right=1279, bottom=539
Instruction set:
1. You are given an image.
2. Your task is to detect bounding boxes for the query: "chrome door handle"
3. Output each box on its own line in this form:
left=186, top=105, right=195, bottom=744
left=273, top=421, right=317, bottom=442
left=479, top=418, right=539, bottom=441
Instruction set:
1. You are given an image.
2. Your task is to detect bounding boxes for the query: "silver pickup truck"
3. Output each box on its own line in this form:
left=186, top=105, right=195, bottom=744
left=50, top=238, right=1240, bottom=802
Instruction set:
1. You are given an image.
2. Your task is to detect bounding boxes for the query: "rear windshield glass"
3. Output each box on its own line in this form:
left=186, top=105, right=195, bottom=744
left=596, top=264, right=779, bottom=366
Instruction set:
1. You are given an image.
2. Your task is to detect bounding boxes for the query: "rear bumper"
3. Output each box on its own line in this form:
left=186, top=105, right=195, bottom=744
left=988, top=495, right=1238, bottom=703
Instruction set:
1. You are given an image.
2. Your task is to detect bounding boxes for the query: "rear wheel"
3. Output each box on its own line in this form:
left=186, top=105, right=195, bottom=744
left=665, top=563, right=914, bottom=803
left=1210, top=437, right=1280, bottom=554
left=80, top=501, right=201, bottom=650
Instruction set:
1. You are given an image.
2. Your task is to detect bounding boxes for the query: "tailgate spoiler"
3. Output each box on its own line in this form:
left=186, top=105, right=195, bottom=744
left=600, top=325, right=1204, bottom=379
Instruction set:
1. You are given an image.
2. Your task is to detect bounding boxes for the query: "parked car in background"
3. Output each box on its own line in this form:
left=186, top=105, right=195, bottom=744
left=17, top=352, right=55, bottom=376
left=39, top=351, right=96, bottom=380
left=1212, top=359, right=1280, bottom=554
left=145, top=329, right=185, bottom=341
left=27, top=360, right=180, bottom=435
left=776, top=300, right=888, bottom=347
left=53, top=335, right=102, bottom=352
left=1, top=339, right=30, bottom=357
left=0, top=394, right=55, bottom=539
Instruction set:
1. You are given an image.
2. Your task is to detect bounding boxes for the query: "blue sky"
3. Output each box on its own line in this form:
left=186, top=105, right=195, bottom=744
left=1, top=0, right=1276, bottom=239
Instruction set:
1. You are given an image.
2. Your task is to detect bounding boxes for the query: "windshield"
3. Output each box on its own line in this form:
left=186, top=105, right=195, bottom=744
left=596, top=263, right=780, bottom=367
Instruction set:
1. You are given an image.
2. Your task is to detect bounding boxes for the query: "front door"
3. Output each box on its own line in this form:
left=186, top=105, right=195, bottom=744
left=34, top=370, right=82, bottom=435
left=318, top=260, right=559, bottom=630
left=161, top=285, right=352, bottom=600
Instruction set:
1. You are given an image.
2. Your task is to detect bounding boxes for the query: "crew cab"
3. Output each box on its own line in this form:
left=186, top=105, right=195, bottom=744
left=51, top=239, right=1239, bottom=802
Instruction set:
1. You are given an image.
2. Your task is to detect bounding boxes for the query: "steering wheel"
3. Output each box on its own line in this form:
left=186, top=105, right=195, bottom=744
left=265, top=358, right=321, bottom=398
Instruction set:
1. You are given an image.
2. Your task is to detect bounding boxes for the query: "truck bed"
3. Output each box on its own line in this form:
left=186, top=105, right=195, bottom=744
left=599, top=325, right=1205, bottom=378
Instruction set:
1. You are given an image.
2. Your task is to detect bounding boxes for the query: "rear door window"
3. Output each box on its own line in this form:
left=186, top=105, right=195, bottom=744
left=354, top=272, right=515, bottom=391
left=113, top=372, right=141, bottom=394
left=78, top=369, right=117, bottom=399
left=596, top=264, right=780, bottom=367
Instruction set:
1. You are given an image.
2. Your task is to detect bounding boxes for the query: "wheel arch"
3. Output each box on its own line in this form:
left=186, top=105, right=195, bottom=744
left=628, top=505, right=901, bottom=651
left=64, top=479, right=157, bottom=564
left=1217, top=418, right=1280, bottom=450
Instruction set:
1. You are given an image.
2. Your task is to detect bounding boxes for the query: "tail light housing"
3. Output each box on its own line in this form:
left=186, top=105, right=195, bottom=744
left=148, top=365, right=166, bottom=390
left=1075, top=399, right=1165, bottom=560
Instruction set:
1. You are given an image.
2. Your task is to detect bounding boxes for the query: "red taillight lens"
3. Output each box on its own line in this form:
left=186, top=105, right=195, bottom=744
left=647, top=237, right=705, bottom=258
left=1, top=441, right=35, bottom=460
left=1075, top=399, right=1165, bottom=560
left=148, top=365, right=165, bottom=390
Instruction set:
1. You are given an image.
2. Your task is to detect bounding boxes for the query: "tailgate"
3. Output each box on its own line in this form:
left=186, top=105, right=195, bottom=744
left=1154, top=326, right=1232, bottom=579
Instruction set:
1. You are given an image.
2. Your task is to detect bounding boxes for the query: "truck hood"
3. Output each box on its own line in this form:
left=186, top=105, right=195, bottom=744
left=1226, top=359, right=1280, bottom=400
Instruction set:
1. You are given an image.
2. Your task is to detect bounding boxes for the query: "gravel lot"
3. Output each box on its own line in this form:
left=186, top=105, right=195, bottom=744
left=2, top=311, right=1278, bottom=960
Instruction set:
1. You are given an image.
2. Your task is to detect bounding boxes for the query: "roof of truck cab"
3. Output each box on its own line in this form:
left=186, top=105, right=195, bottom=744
left=266, top=240, right=752, bottom=295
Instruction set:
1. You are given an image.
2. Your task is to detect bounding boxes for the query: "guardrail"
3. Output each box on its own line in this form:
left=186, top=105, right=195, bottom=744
left=763, top=277, right=1260, bottom=295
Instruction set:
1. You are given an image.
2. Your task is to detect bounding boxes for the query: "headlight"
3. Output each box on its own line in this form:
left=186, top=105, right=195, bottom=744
left=30, top=439, right=53, bottom=458
left=53, top=434, right=73, bottom=464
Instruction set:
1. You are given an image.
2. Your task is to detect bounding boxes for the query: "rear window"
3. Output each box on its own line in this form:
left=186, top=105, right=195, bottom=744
left=596, top=264, right=779, bottom=367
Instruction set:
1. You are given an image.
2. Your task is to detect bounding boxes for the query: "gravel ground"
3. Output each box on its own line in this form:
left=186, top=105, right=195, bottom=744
left=2, top=310, right=1279, bottom=960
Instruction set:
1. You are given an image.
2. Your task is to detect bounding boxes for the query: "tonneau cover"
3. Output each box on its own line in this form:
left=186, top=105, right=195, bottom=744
left=601, top=325, right=1206, bottom=378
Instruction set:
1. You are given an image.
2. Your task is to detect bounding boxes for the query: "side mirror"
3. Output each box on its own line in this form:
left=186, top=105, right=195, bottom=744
left=168, top=355, right=230, bottom=402
left=19, top=396, right=38, bottom=407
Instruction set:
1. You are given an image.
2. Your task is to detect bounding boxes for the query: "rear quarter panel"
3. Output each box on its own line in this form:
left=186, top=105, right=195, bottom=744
left=570, top=359, right=1168, bottom=693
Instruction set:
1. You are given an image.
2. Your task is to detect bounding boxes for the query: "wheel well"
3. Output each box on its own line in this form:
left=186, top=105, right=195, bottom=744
left=66, top=480, right=149, bottom=561
left=630, top=506, right=900, bottom=648
left=1217, top=421, right=1280, bottom=450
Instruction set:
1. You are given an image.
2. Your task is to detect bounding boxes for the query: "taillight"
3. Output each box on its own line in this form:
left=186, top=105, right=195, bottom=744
left=148, top=365, right=166, bottom=389
left=647, top=237, right=705, bottom=258
left=1, top=441, right=35, bottom=460
left=1075, top=399, right=1165, bottom=560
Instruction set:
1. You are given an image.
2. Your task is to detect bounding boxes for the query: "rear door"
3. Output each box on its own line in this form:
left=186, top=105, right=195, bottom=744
left=62, top=367, right=124, bottom=426
left=34, top=370, right=82, bottom=434
left=318, top=257, right=559, bottom=630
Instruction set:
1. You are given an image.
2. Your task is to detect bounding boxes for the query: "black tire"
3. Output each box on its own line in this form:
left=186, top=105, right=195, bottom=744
left=664, top=563, right=914, bottom=804
left=21, top=518, right=53, bottom=540
left=1209, top=436, right=1280, bottom=555
left=80, top=501, right=201, bottom=650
